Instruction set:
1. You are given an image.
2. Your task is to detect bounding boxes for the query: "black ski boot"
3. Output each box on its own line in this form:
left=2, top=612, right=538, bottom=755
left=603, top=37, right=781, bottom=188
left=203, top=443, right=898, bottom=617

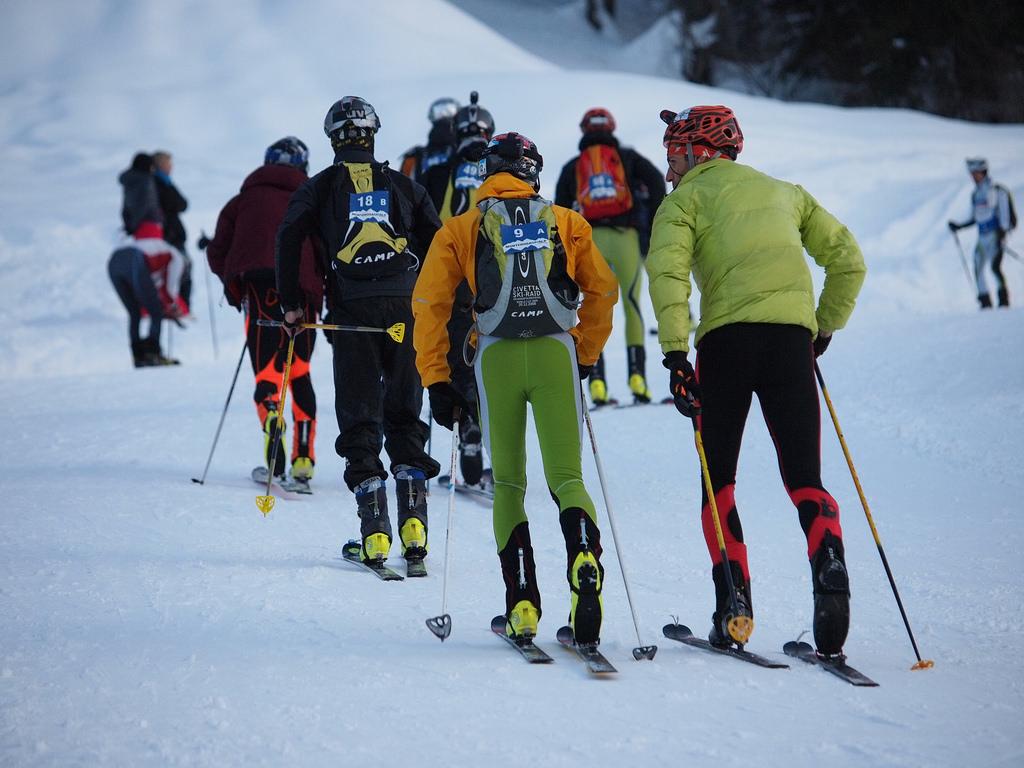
left=810, top=530, right=850, bottom=656
left=262, top=404, right=287, bottom=478
left=459, top=414, right=484, bottom=486
left=979, top=293, right=993, bottom=309
left=394, top=465, right=427, bottom=562
left=354, top=477, right=391, bottom=563
left=997, top=287, right=1010, bottom=307
left=498, top=522, right=542, bottom=638
left=560, top=508, right=604, bottom=645
left=708, top=560, right=753, bottom=648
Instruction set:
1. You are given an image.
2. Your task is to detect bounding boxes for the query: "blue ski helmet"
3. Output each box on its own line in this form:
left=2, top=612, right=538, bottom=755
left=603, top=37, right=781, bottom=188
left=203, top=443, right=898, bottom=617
left=265, top=136, right=309, bottom=173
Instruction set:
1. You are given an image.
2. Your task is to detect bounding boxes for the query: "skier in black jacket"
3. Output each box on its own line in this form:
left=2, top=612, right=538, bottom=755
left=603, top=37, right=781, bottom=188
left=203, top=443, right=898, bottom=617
left=398, top=97, right=460, bottom=184
left=276, top=96, right=442, bottom=572
left=555, top=108, right=666, bottom=406
left=419, top=91, right=496, bottom=487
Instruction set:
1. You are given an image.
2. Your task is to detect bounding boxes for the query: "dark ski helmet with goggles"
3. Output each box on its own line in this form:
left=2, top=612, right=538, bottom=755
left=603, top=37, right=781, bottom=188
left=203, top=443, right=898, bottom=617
left=324, top=96, right=381, bottom=151
left=478, top=132, right=543, bottom=190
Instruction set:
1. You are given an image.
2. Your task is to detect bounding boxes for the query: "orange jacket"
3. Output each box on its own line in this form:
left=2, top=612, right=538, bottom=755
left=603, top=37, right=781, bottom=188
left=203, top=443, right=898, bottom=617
left=412, top=173, right=618, bottom=387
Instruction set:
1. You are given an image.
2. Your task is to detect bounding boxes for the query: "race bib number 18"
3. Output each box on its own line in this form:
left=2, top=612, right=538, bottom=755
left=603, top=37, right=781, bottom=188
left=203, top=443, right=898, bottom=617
left=349, top=191, right=390, bottom=223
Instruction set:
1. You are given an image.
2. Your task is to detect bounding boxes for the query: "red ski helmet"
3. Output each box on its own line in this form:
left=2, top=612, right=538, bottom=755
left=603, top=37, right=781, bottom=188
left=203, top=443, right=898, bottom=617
left=580, top=107, right=616, bottom=134
left=660, top=105, right=743, bottom=158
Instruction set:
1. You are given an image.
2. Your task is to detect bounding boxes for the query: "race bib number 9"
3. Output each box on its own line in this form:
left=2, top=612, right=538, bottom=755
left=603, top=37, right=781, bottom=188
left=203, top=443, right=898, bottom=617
left=587, top=173, right=618, bottom=200
left=349, top=191, right=390, bottom=223
left=501, top=221, right=549, bottom=254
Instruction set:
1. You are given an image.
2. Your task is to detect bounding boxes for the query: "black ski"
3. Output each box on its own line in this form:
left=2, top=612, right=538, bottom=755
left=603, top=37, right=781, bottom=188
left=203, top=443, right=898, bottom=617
left=490, top=616, right=553, bottom=664
left=437, top=469, right=494, bottom=501
left=783, top=640, right=878, bottom=687
left=662, top=623, right=788, bottom=669
left=340, top=542, right=404, bottom=581
left=406, top=558, right=427, bottom=578
left=556, top=625, right=617, bottom=674
left=588, top=398, right=620, bottom=412
left=251, top=466, right=313, bottom=495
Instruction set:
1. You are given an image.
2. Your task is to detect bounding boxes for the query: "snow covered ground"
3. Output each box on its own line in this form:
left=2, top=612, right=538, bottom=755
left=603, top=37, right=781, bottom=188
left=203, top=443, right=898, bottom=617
left=2, top=1, right=1023, bottom=766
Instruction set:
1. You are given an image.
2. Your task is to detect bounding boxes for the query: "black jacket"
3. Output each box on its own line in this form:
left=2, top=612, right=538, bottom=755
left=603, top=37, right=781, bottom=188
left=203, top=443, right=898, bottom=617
left=155, top=174, right=188, bottom=251
left=421, top=139, right=487, bottom=221
left=276, top=148, right=441, bottom=308
left=554, top=134, right=666, bottom=250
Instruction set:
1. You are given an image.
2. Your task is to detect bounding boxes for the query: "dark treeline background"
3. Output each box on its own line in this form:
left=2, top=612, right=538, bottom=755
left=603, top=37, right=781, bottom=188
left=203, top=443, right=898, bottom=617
left=591, top=0, right=1024, bottom=123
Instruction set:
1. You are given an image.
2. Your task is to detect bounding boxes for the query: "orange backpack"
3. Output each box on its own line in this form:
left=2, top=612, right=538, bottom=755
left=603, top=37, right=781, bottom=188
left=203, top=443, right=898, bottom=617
left=574, top=144, right=633, bottom=220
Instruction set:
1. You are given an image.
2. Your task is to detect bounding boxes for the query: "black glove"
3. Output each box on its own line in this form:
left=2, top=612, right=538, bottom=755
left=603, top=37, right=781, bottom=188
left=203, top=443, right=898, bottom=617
left=813, top=331, right=832, bottom=358
left=428, top=382, right=471, bottom=430
left=197, top=232, right=211, bottom=250
left=281, top=306, right=303, bottom=338
left=947, top=220, right=960, bottom=233
left=578, top=362, right=594, bottom=380
left=664, top=351, right=701, bottom=417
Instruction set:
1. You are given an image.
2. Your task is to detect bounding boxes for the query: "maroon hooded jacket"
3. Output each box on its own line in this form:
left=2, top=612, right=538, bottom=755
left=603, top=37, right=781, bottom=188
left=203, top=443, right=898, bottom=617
left=207, top=164, right=323, bottom=310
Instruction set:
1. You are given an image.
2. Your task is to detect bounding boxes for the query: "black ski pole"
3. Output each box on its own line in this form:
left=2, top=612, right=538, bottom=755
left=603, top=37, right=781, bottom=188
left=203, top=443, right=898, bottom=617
left=191, top=339, right=247, bottom=485
left=196, top=231, right=219, bottom=359
left=950, top=230, right=975, bottom=291
left=814, top=362, right=934, bottom=670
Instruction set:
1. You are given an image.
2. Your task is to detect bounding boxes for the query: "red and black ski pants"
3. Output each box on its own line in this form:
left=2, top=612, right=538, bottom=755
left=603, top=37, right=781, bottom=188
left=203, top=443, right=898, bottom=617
left=243, top=274, right=317, bottom=464
left=695, top=323, right=842, bottom=580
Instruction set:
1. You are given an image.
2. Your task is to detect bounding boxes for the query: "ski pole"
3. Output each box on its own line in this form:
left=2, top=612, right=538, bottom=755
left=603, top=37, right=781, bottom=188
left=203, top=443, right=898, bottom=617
left=196, top=233, right=219, bottom=359
left=814, top=362, right=934, bottom=670
left=583, top=407, right=657, bottom=660
left=1004, top=244, right=1021, bottom=261
left=191, top=338, right=247, bottom=485
left=950, top=230, right=975, bottom=290
left=256, top=318, right=405, bottom=343
left=426, top=412, right=461, bottom=641
left=691, top=414, right=753, bottom=645
left=255, top=335, right=297, bottom=516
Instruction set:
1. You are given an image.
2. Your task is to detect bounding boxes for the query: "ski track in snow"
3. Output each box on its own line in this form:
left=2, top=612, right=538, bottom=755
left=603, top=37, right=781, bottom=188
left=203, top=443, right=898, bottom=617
left=2, top=1, right=1024, bottom=766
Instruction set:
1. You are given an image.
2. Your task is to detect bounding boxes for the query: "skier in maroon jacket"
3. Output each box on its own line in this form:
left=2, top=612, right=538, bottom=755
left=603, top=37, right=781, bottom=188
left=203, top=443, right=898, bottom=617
left=206, top=137, right=324, bottom=488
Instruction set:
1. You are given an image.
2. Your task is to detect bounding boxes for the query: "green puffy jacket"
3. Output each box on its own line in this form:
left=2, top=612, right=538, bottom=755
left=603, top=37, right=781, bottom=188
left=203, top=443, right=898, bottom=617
left=647, top=159, right=866, bottom=353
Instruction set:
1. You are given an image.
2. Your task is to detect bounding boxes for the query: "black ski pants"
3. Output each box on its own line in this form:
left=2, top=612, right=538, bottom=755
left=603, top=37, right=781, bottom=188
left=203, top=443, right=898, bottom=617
left=108, top=246, right=163, bottom=347
left=695, top=323, right=842, bottom=579
left=331, top=296, right=440, bottom=490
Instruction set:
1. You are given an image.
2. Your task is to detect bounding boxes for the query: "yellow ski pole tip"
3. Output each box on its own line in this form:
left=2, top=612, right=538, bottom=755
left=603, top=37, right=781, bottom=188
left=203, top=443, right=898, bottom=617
left=387, top=322, right=406, bottom=343
left=255, top=495, right=275, bottom=515
left=911, top=659, right=935, bottom=670
left=728, top=615, right=754, bottom=645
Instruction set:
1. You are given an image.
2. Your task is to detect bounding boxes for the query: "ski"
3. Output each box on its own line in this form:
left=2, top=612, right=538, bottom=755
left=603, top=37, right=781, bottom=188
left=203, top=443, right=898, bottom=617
left=783, top=640, right=878, bottom=687
left=588, top=398, right=620, bottom=412
left=662, top=623, right=789, bottom=669
left=251, top=466, right=313, bottom=495
left=556, top=625, right=617, bottom=674
left=340, top=542, right=404, bottom=581
left=490, top=615, right=553, bottom=663
left=406, top=558, right=427, bottom=578
left=436, top=469, right=494, bottom=501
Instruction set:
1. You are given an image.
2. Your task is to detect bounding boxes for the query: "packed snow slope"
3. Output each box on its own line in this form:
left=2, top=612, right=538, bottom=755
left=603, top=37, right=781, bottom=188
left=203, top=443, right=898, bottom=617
left=1, top=1, right=1023, bottom=767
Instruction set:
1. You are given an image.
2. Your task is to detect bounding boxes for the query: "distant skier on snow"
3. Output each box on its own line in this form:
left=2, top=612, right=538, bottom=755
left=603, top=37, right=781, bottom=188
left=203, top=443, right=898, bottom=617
left=948, top=157, right=1016, bottom=308
left=206, top=137, right=323, bottom=489
left=647, top=105, right=866, bottom=659
left=152, top=150, right=193, bottom=313
left=398, top=97, right=460, bottom=184
left=555, top=107, right=666, bottom=406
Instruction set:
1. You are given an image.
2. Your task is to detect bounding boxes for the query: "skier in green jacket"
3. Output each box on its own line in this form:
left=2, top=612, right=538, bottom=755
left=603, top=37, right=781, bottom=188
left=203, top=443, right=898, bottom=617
left=647, top=105, right=867, bottom=659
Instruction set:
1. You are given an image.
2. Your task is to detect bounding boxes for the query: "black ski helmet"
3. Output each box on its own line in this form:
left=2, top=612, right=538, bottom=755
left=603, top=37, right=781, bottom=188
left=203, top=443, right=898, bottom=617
left=428, top=97, right=460, bottom=124
left=479, top=132, right=543, bottom=190
left=324, top=96, right=381, bottom=148
left=454, top=91, right=495, bottom=142
left=265, top=136, right=310, bottom=173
